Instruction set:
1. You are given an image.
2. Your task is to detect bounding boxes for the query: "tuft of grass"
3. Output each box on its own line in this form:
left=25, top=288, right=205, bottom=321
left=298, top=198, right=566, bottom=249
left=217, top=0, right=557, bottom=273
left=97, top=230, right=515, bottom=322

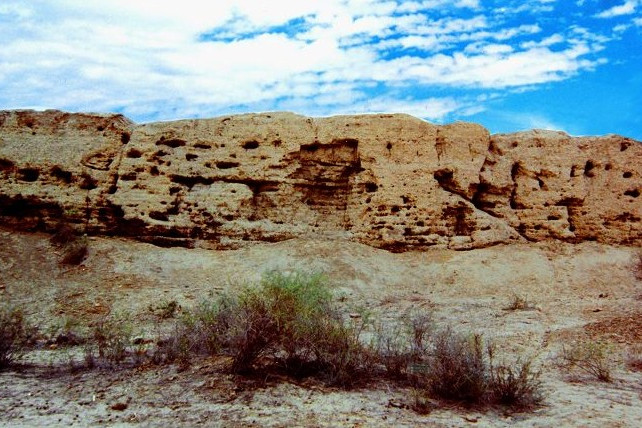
left=503, top=294, right=535, bottom=311
left=0, top=306, right=33, bottom=369
left=559, top=341, right=614, bottom=382
left=148, top=299, right=180, bottom=320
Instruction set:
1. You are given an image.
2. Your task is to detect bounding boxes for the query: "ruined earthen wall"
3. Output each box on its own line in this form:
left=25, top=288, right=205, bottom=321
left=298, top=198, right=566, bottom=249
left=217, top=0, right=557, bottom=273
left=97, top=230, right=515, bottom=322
left=0, top=110, right=640, bottom=250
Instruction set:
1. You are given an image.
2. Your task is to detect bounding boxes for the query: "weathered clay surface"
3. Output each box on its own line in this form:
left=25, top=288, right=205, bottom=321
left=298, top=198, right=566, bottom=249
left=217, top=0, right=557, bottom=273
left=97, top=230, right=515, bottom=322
left=0, top=110, right=640, bottom=250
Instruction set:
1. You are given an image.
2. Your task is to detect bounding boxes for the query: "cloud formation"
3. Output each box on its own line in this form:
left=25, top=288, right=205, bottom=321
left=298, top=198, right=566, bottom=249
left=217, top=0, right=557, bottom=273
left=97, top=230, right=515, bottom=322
left=0, top=0, right=635, bottom=133
left=595, top=1, right=638, bottom=18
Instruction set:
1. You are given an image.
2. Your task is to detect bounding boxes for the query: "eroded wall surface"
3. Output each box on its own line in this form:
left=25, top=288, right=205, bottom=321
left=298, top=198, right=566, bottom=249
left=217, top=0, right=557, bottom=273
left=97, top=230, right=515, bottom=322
left=1, top=110, right=640, bottom=250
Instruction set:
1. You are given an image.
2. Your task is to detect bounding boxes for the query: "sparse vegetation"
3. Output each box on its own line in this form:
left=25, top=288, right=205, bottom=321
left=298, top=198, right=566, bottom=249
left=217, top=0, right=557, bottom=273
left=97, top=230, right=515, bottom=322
left=149, top=299, right=180, bottom=319
left=559, top=341, right=614, bottom=382
left=488, top=354, right=543, bottom=408
left=157, top=271, right=379, bottom=386
left=0, top=271, right=545, bottom=413
left=84, top=315, right=134, bottom=367
left=504, top=293, right=535, bottom=311
left=411, top=330, right=543, bottom=409
left=420, top=330, right=488, bottom=403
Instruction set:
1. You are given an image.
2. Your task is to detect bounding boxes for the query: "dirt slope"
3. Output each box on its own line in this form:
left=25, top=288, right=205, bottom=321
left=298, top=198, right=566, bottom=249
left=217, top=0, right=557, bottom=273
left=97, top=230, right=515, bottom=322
left=1, top=228, right=641, bottom=426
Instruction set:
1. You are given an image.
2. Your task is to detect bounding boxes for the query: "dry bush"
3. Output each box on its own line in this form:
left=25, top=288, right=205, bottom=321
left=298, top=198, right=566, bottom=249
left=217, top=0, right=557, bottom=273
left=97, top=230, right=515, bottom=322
left=50, top=222, right=88, bottom=265
left=487, top=349, right=543, bottom=408
left=503, top=294, right=535, bottom=311
left=84, top=316, right=134, bottom=367
left=153, top=323, right=197, bottom=367
left=61, top=237, right=88, bottom=265
left=0, top=306, right=33, bottom=369
left=153, top=295, right=235, bottom=365
left=411, top=330, right=543, bottom=409
left=374, top=311, right=433, bottom=380
left=422, top=330, right=488, bottom=403
left=559, top=341, right=614, bottom=382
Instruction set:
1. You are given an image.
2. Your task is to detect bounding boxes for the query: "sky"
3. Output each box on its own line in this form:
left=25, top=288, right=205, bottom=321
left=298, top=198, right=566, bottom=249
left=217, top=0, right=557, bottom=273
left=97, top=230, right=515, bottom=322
left=1, top=0, right=641, bottom=139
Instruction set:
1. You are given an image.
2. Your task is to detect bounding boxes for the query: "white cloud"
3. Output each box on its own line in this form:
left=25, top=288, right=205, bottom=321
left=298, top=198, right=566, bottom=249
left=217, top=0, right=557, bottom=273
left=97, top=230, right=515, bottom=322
left=334, top=96, right=462, bottom=120
left=595, top=1, right=638, bottom=18
left=520, top=33, right=565, bottom=49
left=522, top=114, right=566, bottom=132
left=0, top=0, right=612, bottom=123
left=613, top=24, right=630, bottom=32
left=455, top=0, right=480, bottom=9
left=495, top=1, right=555, bottom=15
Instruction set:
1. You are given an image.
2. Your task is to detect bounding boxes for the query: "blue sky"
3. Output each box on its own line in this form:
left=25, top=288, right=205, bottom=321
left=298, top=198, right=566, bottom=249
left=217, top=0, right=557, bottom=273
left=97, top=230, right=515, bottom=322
left=1, top=0, right=641, bottom=139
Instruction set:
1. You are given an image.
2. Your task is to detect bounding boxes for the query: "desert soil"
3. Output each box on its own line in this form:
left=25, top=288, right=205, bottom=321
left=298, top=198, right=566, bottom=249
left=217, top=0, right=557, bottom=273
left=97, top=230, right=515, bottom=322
left=1, top=227, right=641, bottom=427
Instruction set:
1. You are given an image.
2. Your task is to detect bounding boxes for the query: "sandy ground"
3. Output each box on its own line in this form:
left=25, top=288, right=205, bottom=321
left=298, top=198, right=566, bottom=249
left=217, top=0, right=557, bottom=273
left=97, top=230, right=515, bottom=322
left=1, top=227, right=641, bottom=427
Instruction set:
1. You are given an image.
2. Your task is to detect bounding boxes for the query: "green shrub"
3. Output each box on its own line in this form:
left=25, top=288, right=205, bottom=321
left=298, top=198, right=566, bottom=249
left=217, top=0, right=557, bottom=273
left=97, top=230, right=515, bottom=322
left=223, top=271, right=374, bottom=383
left=158, top=271, right=378, bottom=386
left=0, top=306, right=31, bottom=369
